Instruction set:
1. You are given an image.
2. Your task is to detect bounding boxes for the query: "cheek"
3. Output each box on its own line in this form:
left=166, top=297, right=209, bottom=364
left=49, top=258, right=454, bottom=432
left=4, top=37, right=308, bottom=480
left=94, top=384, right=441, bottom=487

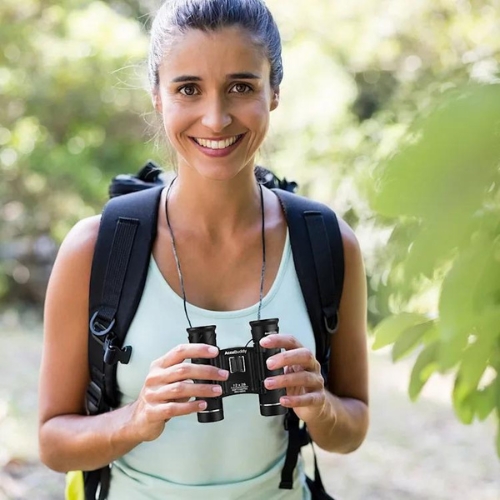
left=239, top=100, right=271, bottom=130
left=161, top=103, right=192, bottom=140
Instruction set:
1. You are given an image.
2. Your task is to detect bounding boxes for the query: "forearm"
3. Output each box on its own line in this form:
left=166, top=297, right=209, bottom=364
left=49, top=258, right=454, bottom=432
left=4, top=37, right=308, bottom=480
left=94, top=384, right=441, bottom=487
left=305, top=391, right=369, bottom=454
left=39, top=403, right=141, bottom=473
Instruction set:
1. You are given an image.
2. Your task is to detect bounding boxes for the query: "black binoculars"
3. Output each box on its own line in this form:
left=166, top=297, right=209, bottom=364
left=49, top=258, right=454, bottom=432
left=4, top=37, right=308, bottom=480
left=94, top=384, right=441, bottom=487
left=188, top=318, right=287, bottom=423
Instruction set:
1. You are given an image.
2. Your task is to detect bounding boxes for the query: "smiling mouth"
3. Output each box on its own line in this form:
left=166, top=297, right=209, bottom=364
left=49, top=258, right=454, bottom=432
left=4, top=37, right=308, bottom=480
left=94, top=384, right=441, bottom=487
left=191, top=134, right=244, bottom=150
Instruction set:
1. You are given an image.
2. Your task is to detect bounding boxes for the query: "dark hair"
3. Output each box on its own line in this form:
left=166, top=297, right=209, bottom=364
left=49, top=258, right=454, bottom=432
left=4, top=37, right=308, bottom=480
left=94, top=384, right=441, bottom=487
left=148, top=0, right=283, bottom=93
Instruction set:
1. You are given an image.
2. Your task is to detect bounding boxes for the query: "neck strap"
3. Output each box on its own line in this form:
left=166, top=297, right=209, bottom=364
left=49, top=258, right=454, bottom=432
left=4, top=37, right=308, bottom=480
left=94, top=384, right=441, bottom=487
left=164, top=179, right=267, bottom=327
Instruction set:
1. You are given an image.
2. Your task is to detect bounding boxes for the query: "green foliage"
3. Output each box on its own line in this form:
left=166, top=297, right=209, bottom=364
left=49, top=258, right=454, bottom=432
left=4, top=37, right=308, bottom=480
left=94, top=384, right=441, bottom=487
left=371, top=84, right=500, bottom=456
left=1, top=0, right=155, bottom=302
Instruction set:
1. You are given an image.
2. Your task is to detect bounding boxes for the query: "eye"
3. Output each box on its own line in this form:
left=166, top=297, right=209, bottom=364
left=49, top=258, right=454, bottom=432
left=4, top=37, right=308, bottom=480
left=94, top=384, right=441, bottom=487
left=178, top=84, right=199, bottom=96
left=230, top=83, right=252, bottom=94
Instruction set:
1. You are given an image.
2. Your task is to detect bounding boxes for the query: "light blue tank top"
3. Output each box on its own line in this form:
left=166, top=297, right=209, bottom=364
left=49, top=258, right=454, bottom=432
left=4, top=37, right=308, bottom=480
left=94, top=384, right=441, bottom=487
left=108, top=231, right=314, bottom=500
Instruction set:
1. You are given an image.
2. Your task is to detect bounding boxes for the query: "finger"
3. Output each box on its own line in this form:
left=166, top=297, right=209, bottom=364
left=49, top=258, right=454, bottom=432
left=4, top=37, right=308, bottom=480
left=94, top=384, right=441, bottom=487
left=146, top=363, right=229, bottom=387
left=280, top=392, right=325, bottom=408
left=168, top=362, right=229, bottom=382
left=259, top=334, right=302, bottom=351
left=150, top=400, right=209, bottom=420
left=266, top=348, right=319, bottom=372
left=155, top=343, right=220, bottom=368
left=149, top=381, right=223, bottom=402
left=264, top=371, right=323, bottom=391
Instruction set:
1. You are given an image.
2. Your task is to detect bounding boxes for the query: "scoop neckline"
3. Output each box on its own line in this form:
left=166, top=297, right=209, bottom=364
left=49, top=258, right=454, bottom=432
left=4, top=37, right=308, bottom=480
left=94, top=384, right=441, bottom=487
left=149, top=229, right=290, bottom=320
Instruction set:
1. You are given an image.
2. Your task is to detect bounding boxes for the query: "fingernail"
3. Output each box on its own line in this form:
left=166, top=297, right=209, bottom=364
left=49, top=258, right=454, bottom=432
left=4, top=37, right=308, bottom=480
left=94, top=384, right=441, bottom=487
left=280, top=397, right=290, bottom=406
left=266, top=358, right=276, bottom=369
left=265, top=378, right=276, bottom=388
left=260, top=337, right=271, bottom=346
left=199, top=401, right=207, bottom=410
left=212, top=385, right=222, bottom=394
left=218, top=369, right=229, bottom=379
left=208, top=346, right=219, bottom=355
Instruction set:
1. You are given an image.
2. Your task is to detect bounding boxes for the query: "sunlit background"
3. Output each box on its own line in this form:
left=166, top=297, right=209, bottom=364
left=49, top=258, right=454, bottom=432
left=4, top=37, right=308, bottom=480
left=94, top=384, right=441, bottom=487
left=1, top=0, right=499, bottom=498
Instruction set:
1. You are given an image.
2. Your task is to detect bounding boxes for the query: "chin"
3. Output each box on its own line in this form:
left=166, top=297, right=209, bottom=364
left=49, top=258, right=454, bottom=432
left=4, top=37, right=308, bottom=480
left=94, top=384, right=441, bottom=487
left=189, top=161, right=254, bottom=183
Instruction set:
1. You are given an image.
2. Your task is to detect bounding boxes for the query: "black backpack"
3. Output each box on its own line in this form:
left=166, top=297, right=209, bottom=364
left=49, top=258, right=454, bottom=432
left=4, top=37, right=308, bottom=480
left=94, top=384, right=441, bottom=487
left=84, top=162, right=344, bottom=500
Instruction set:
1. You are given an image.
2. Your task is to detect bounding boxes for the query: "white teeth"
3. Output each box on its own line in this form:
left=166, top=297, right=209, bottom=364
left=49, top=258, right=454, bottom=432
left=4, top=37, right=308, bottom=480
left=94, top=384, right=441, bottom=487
left=194, top=135, right=240, bottom=149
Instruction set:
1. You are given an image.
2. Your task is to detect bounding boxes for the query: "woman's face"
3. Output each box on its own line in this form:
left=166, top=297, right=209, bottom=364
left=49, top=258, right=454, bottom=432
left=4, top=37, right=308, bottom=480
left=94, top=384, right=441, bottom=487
left=155, top=26, right=279, bottom=181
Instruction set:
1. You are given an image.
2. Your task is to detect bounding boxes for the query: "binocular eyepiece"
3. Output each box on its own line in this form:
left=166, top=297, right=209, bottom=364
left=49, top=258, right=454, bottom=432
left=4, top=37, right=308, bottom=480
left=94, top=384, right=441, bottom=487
left=188, top=318, right=287, bottom=423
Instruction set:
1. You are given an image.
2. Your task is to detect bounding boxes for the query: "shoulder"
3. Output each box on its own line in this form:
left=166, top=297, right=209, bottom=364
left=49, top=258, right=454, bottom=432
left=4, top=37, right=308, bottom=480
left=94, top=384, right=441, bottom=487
left=48, top=215, right=102, bottom=290
left=57, top=215, right=102, bottom=263
left=336, top=216, right=362, bottom=260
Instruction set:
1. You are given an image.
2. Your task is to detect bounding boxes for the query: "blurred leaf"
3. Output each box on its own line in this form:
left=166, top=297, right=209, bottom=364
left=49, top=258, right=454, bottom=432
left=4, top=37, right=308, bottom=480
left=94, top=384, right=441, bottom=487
left=457, top=335, right=495, bottom=393
left=453, top=381, right=475, bottom=425
left=392, top=320, right=436, bottom=361
left=473, top=379, right=498, bottom=422
left=372, top=312, right=429, bottom=350
left=409, top=341, right=439, bottom=400
left=372, top=84, right=500, bottom=220
left=440, top=235, right=496, bottom=331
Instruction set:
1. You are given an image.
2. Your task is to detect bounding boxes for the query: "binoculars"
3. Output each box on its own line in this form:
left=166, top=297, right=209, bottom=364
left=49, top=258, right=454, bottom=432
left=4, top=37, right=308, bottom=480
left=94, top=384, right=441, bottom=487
left=188, top=318, right=287, bottom=423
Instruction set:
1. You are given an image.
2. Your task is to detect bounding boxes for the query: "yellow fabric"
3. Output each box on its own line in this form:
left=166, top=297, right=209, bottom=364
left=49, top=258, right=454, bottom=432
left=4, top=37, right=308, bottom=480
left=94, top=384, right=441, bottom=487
left=65, top=471, right=85, bottom=500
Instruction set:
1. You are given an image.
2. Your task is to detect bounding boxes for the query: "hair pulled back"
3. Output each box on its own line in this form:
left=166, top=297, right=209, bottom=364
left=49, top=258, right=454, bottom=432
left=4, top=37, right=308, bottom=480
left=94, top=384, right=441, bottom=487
left=148, top=0, right=283, bottom=93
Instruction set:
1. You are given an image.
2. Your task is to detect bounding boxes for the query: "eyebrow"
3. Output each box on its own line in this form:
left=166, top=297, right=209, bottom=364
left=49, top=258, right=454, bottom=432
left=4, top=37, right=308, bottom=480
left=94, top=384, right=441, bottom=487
left=171, top=72, right=262, bottom=83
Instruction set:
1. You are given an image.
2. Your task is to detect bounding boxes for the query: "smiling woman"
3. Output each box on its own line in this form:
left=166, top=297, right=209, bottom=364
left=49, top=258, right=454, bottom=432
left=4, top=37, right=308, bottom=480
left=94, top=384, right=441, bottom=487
left=38, top=1, right=369, bottom=500
left=154, top=26, right=279, bottom=177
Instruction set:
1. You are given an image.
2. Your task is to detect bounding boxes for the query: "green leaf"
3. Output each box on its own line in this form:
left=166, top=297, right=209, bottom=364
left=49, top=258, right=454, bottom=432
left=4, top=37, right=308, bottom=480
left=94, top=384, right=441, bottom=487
left=437, top=336, right=468, bottom=372
left=457, top=335, right=495, bottom=392
left=372, top=313, right=429, bottom=350
left=392, top=320, right=436, bottom=361
left=453, top=373, right=476, bottom=424
left=408, top=341, right=439, bottom=401
left=438, top=242, right=490, bottom=340
left=454, top=392, right=475, bottom=425
left=372, top=84, right=500, bottom=219
left=474, top=379, right=498, bottom=422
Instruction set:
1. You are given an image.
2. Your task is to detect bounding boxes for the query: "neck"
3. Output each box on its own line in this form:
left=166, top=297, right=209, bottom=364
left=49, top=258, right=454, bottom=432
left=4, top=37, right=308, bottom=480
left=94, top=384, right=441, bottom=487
left=166, top=165, right=263, bottom=239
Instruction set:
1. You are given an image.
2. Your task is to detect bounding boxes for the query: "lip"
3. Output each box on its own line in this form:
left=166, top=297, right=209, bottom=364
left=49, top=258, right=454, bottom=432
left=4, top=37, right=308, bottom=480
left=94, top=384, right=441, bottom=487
left=189, top=133, right=246, bottom=158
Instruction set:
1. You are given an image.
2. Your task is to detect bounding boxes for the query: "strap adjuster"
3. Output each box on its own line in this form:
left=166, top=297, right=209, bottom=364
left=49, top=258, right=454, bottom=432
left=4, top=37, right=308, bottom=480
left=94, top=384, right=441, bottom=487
left=86, top=380, right=103, bottom=415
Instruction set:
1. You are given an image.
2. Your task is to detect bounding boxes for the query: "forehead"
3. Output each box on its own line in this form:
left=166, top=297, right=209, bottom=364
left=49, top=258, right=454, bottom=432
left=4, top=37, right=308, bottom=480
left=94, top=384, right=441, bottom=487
left=159, top=26, right=270, bottom=80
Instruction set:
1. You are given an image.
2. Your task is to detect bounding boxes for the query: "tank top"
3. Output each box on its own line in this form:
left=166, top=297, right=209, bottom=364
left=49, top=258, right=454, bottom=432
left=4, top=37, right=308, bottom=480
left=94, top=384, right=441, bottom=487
left=108, top=231, right=314, bottom=500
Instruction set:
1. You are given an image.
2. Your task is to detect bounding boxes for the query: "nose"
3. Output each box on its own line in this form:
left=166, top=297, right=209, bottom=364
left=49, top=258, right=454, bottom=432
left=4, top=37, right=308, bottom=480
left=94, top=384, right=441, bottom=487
left=201, top=95, right=232, bottom=132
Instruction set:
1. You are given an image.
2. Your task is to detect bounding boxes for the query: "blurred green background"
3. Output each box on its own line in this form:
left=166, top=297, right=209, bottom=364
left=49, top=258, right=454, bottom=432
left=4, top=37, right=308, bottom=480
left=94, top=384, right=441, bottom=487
left=1, top=0, right=499, bottom=498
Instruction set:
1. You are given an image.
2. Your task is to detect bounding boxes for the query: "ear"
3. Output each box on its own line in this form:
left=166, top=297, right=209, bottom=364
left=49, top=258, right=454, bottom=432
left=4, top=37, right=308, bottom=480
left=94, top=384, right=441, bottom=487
left=270, top=88, right=280, bottom=111
left=152, top=90, right=162, bottom=113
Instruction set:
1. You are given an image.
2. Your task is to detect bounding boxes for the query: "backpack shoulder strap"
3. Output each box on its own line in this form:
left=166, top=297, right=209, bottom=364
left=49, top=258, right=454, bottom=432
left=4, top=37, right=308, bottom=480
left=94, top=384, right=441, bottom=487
left=273, top=189, right=344, bottom=494
left=273, top=189, right=344, bottom=367
left=87, top=185, right=163, bottom=413
left=84, top=185, right=162, bottom=500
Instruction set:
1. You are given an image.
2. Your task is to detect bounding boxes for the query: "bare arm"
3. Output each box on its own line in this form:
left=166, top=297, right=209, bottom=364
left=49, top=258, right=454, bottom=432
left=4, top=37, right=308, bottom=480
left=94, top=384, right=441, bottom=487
left=261, top=219, right=369, bottom=453
left=306, top=219, right=369, bottom=452
left=38, top=217, right=228, bottom=472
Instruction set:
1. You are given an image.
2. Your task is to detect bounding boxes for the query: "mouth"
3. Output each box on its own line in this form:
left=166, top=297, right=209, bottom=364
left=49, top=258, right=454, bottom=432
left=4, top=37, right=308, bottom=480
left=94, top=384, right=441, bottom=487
left=190, top=134, right=245, bottom=151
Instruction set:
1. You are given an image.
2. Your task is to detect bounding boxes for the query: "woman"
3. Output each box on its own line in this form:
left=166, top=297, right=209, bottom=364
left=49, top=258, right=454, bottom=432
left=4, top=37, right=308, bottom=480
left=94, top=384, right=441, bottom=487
left=38, top=1, right=369, bottom=498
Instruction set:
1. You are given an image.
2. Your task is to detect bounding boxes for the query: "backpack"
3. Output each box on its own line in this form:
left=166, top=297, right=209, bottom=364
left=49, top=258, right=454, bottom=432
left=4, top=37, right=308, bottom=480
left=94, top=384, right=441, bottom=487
left=80, top=161, right=344, bottom=500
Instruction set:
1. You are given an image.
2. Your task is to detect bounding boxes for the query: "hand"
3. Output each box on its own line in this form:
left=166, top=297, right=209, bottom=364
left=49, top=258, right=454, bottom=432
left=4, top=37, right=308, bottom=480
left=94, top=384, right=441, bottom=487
left=260, top=335, right=327, bottom=424
left=129, top=344, right=229, bottom=442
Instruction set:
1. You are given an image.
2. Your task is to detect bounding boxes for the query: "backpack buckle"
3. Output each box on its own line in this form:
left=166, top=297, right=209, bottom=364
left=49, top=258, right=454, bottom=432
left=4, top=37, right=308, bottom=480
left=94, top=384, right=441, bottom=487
left=104, top=337, right=132, bottom=365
